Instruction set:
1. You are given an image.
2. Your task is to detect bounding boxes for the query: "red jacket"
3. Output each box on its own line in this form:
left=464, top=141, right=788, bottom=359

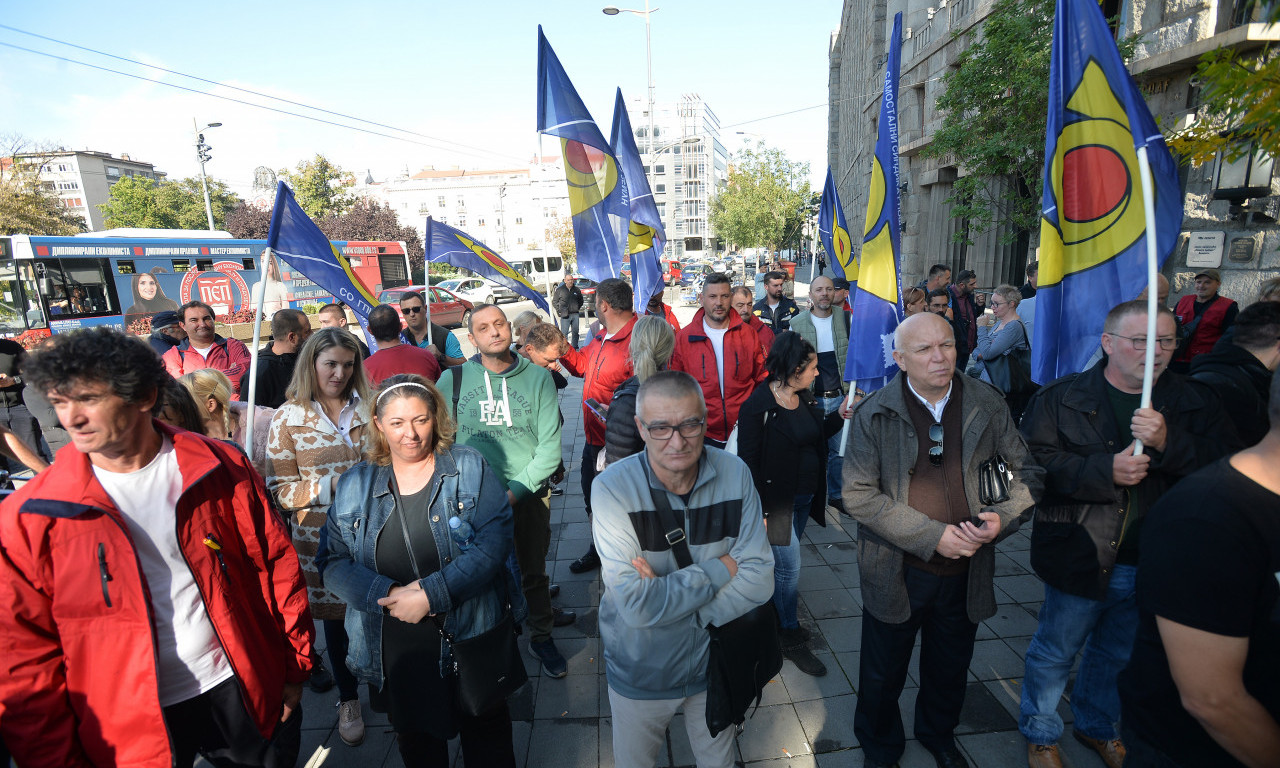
left=670, top=309, right=767, bottom=442
left=743, top=313, right=776, bottom=358
left=0, top=424, right=315, bottom=768
left=1173, top=294, right=1237, bottom=363
left=646, top=303, right=681, bottom=332
left=561, top=315, right=637, bottom=446
left=162, top=335, right=254, bottom=400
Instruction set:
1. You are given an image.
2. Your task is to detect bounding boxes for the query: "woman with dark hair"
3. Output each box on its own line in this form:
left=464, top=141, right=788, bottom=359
left=124, top=270, right=179, bottom=324
left=317, top=374, right=523, bottom=768
left=266, top=327, right=372, bottom=747
left=736, top=331, right=843, bottom=677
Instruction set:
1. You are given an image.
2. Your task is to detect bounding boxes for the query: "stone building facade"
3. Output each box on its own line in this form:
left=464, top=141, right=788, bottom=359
left=828, top=0, right=1279, bottom=304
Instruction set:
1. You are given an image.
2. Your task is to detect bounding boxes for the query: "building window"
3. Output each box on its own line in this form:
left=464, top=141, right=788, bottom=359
left=654, top=165, right=666, bottom=174
left=478, top=217, right=486, bottom=226
left=105, top=166, right=119, bottom=177
left=515, top=217, right=523, bottom=224
left=437, top=196, right=446, bottom=206
left=57, top=164, right=69, bottom=172
left=517, top=237, right=524, bottom=244
left=656, top=184, right=666, bottom=193
left=458, top=217, right=466, bottom=227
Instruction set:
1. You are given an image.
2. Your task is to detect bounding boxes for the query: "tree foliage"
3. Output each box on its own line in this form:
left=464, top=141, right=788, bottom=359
left=320, top=199, right=425, bottom=275
left=0, top=135, right=88, bottom=236
left=279, top=155, right=356, bottom=220
left=548, top=216, right=576, bottom=269
left=709, top=142, right=811, bottom=253
left=1170, top=47, right=1280, bottom=164
left=225, top=202, right=273, bottom=239
left=100, top=176, right=242, bottom=230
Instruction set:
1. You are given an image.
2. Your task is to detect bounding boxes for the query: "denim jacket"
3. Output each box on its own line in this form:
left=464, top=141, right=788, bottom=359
left=316, top=445, right=527, bottom=685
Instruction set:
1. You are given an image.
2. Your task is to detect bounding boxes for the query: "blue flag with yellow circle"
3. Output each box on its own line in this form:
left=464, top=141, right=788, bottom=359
left=819, top=167, right=856, bottom=287
left=610, top=88, right=667, bottom=314
left=846, top=12, right=905, bottom=393
left=536, top=27, right=630, bottom=283
left=425, top=218, right=551, bottom=314
left=1033, top=0, right=1182, bottom=383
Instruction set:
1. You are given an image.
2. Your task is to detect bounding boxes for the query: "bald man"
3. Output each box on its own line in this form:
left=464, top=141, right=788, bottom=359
left=789, top=275, right=854, bottom=514
left=844, top=313, right=1043, bottom=768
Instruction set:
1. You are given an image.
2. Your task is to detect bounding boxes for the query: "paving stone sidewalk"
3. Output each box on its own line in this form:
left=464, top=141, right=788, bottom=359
left=291, top=358, right=1104, bottom=768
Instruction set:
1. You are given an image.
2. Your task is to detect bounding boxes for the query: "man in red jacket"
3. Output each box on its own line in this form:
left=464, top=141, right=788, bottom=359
left=0, top=327, right=315, bottom=768
left=733, top=284, right=775, bottom=358
left=161, top=300, right=253, bottom=400
left=644, top=287, right=682, bottom=332
left=558, top=278, right=637, bottom=573
left=672, top=273, right=766, bottom=448
left=1171, top=268, right=1239, bottom=374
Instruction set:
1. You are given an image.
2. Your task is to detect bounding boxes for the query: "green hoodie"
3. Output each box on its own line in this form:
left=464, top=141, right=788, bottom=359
left=438, top=354, right=562, bottom=500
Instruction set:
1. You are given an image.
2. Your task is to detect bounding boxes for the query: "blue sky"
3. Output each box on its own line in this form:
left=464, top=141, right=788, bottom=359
left=0, top=1, right=841, bottom=196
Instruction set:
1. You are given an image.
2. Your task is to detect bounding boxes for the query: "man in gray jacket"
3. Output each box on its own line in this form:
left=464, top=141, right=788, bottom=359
left=593, top=370, right=774, bottom=768
left=844, top=313, right=1043, bottom=768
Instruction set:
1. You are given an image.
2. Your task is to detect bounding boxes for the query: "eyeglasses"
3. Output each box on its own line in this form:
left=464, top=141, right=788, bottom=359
left=1109, top=334, right=1177, bottom=351
left=928, top=423, right=944, bottom=467
left=988, top=300, right=1005, bottom=308
left=402, top=306, right=424, bottom=314
left=641, top=419, right=706, bottom=440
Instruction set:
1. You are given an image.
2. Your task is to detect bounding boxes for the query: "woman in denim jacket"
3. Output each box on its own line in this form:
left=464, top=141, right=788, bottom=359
left=317, top=374, right=526, bottom=767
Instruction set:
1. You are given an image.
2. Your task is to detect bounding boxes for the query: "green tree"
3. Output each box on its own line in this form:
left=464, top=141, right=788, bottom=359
left=279, top=155, right=355, bottom=219
left=0, top=136, right=89, bottom=235
left=709, top=143, right=811, bottom=253
left=548, top=216, right=576, bottom=271
left=1170, top=49, right=1280, bottom=164
left=100, top=176, right=241, bottom=230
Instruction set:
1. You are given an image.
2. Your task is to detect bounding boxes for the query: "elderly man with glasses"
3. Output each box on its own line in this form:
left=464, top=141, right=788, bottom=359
left=843, top=312, right=1042, bottom=768
left=1016, top=300, right=1240, bottom=768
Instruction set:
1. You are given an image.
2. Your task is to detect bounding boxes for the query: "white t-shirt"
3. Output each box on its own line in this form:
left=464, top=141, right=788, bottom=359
left=190, top=343, right=214, bottom=360
left=703, top=321, right=729, bottom=397
left=812, top=314, right=835, bottom=353
left=92, top=438, right=235, bottom=706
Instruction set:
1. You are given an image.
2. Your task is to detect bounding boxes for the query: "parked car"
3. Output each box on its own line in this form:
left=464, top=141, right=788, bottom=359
left=573, top=276, right=599, bottom=317
left=378, top=284, right=474, bottom=328
left=436, top=277, right=518, bottom=305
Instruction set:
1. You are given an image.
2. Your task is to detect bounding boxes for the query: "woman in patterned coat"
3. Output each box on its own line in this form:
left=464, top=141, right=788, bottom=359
left=267, top=327, right=372, bottom=748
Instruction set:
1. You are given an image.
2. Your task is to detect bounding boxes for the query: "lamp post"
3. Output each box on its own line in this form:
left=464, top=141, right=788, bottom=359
left=603, top=3, right=659, bottom=159
left=194, top=119, right=222, bottom=230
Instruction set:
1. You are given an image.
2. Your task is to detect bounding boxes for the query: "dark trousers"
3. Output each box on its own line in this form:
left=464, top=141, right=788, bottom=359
left=559, top=313, right=580, bottom=348
left=163, top=676, right=301, bottom=768
left=323, top=618, right=361, bottom=701
left=395, top=701, right=516, bottom=768
left=513, top=492, right=554, bottom=642
left=1119, top=722, right=1182, bottom=767
left=580, top=443, right=602, bottom=517
left=854, top=567, right=978, bottom=764
left=0, top=402, right=45, bottom=472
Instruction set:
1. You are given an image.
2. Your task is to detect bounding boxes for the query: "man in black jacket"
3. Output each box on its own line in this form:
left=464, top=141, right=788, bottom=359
left=1190, top=300, right=1280, bottom=447
left=0, top=337, right=46, bottom=471
left=238, top=309, right=310, bottom=408
left=147, top=310, right=186, bottom=357
left=752, top=271, right=799, bottom=332
left=552, top=274, right=584, bottom=348
left=1017, top=300, right=1240, bottom=768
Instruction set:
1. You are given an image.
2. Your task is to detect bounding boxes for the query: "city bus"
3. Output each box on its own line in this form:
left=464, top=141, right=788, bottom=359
left=0, top=232, right=411, bottom=340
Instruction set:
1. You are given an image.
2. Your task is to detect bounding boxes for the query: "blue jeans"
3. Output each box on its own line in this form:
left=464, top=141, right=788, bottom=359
left=1019, top=564, right=1138, bottom=745
left=815, top=395, right=845, bottom=501
left=771, top=494, right=812, bottom=629
left=559, top=313, right=580, bottom=348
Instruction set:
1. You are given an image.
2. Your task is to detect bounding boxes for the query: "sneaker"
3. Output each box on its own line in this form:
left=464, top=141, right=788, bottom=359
left=550, top=485, right=564, bottom=496
left=336, top=699, right=365, bottom=746
left=529, top=639, right=568, bottom=678
left=569, top=545, right=601, bottom=574
left=308, top=659, right=334, bottom=693
left=552, top=607, right=577, bottom=627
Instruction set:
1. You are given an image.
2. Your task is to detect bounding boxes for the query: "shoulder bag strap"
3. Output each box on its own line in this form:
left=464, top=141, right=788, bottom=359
left=641, top=460, right=695, bottom=569
left=451, top=364, right=464, bottom=422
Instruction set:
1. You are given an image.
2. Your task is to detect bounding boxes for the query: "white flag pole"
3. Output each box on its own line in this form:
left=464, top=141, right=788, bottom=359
left=243, top=253, right=270, bottom=462
left=423, top=221, right=433, bottom=349
left=1132, top=144, right=1160, bottom=457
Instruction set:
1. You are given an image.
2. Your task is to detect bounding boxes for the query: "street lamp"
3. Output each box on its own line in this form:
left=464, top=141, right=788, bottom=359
left=603, top=3, right=659, bottom=159
left=194, top=119, right=222, bottom=230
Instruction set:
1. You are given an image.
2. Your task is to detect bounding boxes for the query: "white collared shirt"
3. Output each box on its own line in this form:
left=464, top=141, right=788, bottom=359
left=906, top=378, right=953, bottom=422
left=312, top=391, right=362, bottom=447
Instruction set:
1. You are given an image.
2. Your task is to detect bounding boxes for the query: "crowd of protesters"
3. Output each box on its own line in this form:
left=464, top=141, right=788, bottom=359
left=0, top=267, right=1276, bottom=768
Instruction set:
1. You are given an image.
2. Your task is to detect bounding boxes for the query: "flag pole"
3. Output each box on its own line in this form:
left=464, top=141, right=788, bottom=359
left=243, top=254, right=269, bottom=462
left=1133, top=145, right=1160, bottom=457
left=423, top=218, right=433, bottom=349
left=538, top=136, right=556, bottom=312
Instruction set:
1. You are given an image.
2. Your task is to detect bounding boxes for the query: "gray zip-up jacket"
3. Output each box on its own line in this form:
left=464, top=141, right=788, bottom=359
left=592, top=446, right=775, bottom=700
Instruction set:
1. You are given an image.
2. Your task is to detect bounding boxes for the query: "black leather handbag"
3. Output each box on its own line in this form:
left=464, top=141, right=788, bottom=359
left=646, top=481, right=783, bottom=738
left=395, top=485, right=527, bottom=718
left=978, top=453, right=1014, bottom=506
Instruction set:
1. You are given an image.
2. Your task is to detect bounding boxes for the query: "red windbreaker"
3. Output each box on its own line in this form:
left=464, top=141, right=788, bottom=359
left=742, top=313, right=776, bottom=359
left=162, top=335, right=254, bottom=400
left=670, top=309, right=767, bottom=442
left=560, top=315, right=637, bottom=446
left=0, top=423, right=315, bottom=768
left=646, top=303, right=681, bottom=332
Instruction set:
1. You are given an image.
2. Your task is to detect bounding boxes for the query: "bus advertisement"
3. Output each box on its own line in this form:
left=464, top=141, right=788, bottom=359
left=0, top=234, right=411, bottom=342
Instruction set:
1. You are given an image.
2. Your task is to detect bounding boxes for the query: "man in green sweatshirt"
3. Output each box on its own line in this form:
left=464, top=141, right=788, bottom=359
left=437, top=303, right=571, bottom=678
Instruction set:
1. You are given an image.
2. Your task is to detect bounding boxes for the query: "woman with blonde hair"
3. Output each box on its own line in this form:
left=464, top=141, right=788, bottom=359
left=903, top=286, right=927, bottom=317
left=972, top=284, right=1033, bottom=420
left=266, top=327, right=372, bottom=746
left=179, top=368, right=274, bottom=477
left=317, top=374, right=523, bottom=767
left=602, top=314, right=677, bottom=465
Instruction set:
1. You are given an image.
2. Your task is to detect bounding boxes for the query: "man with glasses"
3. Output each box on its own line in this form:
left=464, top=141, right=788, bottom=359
left=1017, top=300, right=1238, bottom=768
left=591, top=370, right=773, bottom=768
left=844, top=312, right=1042, bottom=768
left=398, top=291, right=465, bottom=368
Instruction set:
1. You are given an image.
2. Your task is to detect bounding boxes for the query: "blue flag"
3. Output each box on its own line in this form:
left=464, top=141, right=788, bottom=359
left=537, top=27, right=631, bottom=283
left=1033, top=0, right=1182, bottom=383
left=610, top=89, right=667, bottom=313
left=818, top=167, right=856, bottom=287
left=266, top=181, right=377, bottom=344
left=846, top=12, right=905, bottom=393
left=425, top=218, right=551, bottom=314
